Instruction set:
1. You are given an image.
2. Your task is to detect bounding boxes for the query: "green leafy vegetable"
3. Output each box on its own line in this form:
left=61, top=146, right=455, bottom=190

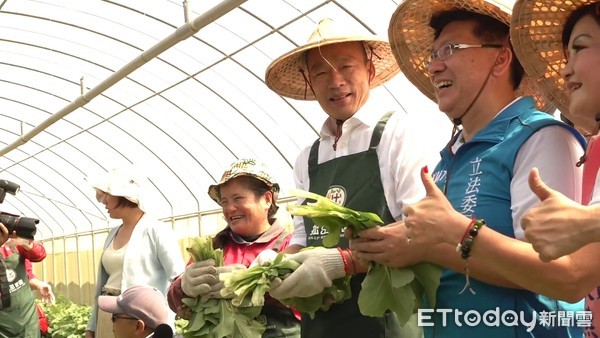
left=287, top=189, right=383, bottom=246
left=287, top=189, right=443, bottom=326
left=221, top=249, right=352, bottom=319
left=221, top=253, right=299, bottom=307
left=186, top=236, right=224, bottom=265
left=183, top=236, right=265, bottom=338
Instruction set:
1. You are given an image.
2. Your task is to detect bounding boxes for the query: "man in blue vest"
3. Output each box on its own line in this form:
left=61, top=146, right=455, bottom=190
left=352, top=0, right=598, bottom=337
left=256, top=18, right=441, bottom=338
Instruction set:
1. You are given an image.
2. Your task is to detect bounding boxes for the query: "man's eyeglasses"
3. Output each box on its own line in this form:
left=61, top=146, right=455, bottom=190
left=111, top=313, right=139, bottom=322
left=424, top=43, right=504, bottom=67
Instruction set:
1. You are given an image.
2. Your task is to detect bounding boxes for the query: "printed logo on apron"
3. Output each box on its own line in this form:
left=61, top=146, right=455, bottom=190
left=308, top=186, right=348, bottom=240
left=325, top=185, right=346, bottom=206
left=6, top=269, right=15, bottom=283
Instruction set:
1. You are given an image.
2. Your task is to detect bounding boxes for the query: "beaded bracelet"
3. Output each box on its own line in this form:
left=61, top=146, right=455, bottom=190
left=456, top=218, right=486, bottom=294
left=456, top=219, right=486, bottom=259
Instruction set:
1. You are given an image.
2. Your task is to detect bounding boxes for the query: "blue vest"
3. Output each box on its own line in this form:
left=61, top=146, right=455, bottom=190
left=427, top=97, right=586, bottom=338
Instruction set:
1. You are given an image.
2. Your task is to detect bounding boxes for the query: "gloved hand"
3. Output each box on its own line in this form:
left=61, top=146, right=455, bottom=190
left=269, top=248, right=345, bottom=299
left=181, top=259, right=246, bottom=300
left=249, top=249, right=279, bottom=268
left=201, top=264, right=246, bottom=302
left=181, top=259, right=219, bottom=298
left=38, top=281, right=55, bottom=304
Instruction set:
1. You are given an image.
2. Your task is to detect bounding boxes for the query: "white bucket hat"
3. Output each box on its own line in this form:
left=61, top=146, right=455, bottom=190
left=89, top=166, right=149, bottom=212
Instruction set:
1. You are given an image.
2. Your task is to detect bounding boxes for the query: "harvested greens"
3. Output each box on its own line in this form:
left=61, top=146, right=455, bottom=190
left=182, top=236, right=265, bottom=338
left=286, top=189, right=443, bottom=326
left=221, top=249, right=352, bottom=319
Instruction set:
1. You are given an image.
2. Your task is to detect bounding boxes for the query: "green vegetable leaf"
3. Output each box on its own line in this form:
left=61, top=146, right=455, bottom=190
left=358, top=264, right=416, bottom=325
left=279, top=275, right=352, bottom=319
left=287, top=189, right=384, bottom=239
left=286, top=189, right=443, bottom=327
left=183, top=236, right=265, bottom=338
left=411, top=262, right=443, bottom=309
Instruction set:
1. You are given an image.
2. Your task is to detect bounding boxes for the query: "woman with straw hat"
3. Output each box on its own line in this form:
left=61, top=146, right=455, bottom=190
left=256, top=17, right=437, bottom=338
left=168, top=159, right=301, bottom=337
left=513, top=1, right=600, bottom=336
left=352, top=0, right=595, bottom=336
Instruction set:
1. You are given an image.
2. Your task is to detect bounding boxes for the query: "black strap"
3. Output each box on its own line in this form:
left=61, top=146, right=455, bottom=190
left=0, top=257, right=11, bottom=309
left=369, top=111, right=394, bottom=149
left=308, top=138, right=320, bottom=168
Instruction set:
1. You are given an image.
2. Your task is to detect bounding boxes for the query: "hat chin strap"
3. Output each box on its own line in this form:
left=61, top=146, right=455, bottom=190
left=451, top=38, right=509, bottom=129
left=300, top=69, right=316, bottom=100
left=449, top=43, right=505, bottom=143
left=451, top=61, right=495, bottom=128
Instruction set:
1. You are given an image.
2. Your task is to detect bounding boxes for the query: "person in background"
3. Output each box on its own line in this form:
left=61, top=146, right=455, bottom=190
left=254, top=17, right=439, bottom=338
left=168, top=158, right=300, bottom=337
left=512, top=0, right=600, bottom=335
left=26, top=260, right=55, bottom=305
left=99, top=284, right=173, bottom=338
left=25, top=259, right=54, bottom=338
left=352, top=0, right=598, bottom=336
left=0, top=223, right=46, bottom=338
left=85, top=167, right=185, bottom=338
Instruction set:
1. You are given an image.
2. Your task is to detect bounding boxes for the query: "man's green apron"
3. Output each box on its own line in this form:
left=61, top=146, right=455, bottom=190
left=302, top=112, right=418, bottom=338
left=0, top=244, right=40, bottom=338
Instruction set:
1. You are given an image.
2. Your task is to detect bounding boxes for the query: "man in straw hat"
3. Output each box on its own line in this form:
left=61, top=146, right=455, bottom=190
left=351, top=0, right=593, bottom=336
left=512, top=0, right=600, bottom=336
left=257, top=17, right=439, bottom=337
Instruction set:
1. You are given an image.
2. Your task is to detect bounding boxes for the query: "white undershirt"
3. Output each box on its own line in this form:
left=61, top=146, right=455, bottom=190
left=102, top=239, right=127, bottom=290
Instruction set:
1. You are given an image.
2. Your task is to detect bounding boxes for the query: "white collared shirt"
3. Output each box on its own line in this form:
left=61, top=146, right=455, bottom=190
left=290, top=98, right=443, bottom=246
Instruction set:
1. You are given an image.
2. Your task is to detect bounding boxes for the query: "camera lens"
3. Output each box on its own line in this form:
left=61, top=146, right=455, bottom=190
left=0, top=215, right=38, bottom=240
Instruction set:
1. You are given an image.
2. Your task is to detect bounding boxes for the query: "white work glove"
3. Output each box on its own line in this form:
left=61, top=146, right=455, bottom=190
left=181, top=259, right=245, bottom=300
left=38, top=281, right=55, bottom=304
left=269, top=248, right=345, bottom=299
left=249, top=249, right=279, bottom=268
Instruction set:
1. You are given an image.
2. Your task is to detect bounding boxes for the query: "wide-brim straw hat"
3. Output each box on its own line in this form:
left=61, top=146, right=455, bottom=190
left=388, top=0, right=554, bottom=113
left=511, top=0, right=597, bottom=131
left=208, top=158, right=280, bottom=206
left=265, top=18, right=400, bottom=101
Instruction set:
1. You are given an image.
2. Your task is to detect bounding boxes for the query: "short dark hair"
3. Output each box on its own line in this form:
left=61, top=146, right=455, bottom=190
left=430, top=9, right=524, bottom=89
left=562, top=3, right=600, bottom=51
left=115, top=196, right=138, bottom=209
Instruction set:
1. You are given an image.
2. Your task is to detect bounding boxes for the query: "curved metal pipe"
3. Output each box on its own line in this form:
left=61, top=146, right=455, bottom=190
left=0, top=0, right=247, bottom=157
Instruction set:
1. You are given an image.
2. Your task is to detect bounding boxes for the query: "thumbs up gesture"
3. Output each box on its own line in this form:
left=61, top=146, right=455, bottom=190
left=522, top=168, right=590, bottom=262
left=403, top=166, right=470, bottom=246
